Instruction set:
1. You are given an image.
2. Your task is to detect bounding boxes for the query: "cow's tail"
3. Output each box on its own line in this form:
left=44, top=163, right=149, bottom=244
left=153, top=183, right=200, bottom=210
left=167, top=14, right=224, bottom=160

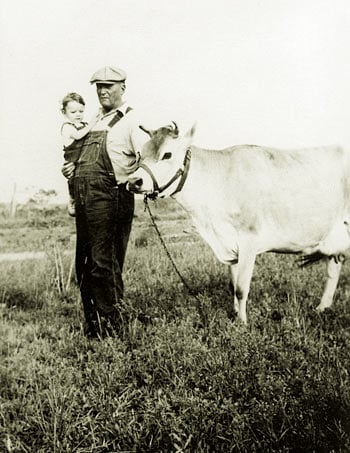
left=298, top=252, right=345, bottom=267
left=297, top=252, right=326, bottom=267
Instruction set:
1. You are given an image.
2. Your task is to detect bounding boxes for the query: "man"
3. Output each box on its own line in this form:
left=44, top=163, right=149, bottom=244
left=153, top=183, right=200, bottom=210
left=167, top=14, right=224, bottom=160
left=62, top=66, right=147, bottom=338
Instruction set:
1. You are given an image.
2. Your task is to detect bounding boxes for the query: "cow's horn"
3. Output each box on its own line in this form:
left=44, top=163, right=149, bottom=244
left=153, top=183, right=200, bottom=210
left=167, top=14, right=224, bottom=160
left=171, top=121, right=179, bottom=135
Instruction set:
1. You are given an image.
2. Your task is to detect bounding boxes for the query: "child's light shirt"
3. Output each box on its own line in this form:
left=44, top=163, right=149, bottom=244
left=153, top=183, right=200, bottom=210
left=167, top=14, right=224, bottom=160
left=61, top=122, right=87, bottom=148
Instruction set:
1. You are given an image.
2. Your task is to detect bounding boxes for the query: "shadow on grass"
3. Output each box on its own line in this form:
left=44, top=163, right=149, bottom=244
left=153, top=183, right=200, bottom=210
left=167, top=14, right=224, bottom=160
left=2, top=288, right=44, bottom=311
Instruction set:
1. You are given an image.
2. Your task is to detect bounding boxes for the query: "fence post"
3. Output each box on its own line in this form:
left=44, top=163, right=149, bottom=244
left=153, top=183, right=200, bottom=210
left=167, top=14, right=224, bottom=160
left=9, top=183, right=17, bottom=218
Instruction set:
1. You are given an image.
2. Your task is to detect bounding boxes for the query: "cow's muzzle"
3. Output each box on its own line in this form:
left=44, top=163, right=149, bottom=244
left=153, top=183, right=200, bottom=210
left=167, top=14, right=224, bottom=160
left=127, top=177, right=143, bottom=193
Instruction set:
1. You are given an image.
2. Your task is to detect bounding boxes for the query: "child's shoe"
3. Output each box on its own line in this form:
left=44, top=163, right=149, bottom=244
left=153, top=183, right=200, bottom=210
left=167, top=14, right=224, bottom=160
left=68, top=197, right=76, bottom=217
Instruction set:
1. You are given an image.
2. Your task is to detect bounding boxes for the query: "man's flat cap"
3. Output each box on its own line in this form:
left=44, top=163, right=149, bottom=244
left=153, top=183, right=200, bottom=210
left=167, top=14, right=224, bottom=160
left=90, top=66, right=127, bottom=84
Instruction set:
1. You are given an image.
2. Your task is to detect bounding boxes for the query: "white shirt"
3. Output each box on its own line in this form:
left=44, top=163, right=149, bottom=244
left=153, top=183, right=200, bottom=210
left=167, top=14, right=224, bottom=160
left=91, top=103, right=147, bottom=183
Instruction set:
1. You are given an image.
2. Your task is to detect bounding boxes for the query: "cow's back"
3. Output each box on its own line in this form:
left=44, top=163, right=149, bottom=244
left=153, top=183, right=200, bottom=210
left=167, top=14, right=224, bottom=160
left=183, top=144, right=350, bottom=256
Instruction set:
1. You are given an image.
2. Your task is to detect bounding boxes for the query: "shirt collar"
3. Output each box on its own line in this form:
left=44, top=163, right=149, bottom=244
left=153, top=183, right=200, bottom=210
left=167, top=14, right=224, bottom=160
left=101, top=102, right=129, bottom=119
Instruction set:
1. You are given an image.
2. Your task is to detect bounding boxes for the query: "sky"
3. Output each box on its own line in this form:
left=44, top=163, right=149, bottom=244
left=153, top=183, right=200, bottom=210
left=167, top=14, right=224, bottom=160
left=1, top=0, right=350, bottom=203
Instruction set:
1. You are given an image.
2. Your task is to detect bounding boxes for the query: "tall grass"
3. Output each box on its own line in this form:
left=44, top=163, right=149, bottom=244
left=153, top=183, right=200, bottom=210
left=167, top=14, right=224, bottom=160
left=1, top=199, right=350, bottom=452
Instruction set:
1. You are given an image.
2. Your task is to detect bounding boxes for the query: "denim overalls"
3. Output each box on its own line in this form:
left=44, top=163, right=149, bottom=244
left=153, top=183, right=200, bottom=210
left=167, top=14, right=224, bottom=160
left=73, top=110, right=135, bottom=335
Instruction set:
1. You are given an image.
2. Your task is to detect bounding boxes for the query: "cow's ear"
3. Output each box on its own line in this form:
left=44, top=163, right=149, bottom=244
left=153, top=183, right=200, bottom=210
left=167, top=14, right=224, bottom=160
left=139, top=125, right=153, bottom=137
left=185, top=123, right=197, bottom=139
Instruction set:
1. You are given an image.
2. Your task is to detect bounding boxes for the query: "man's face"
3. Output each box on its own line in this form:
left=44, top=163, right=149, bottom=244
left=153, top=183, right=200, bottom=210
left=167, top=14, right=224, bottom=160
left=96, top=82, right=125, bottom=111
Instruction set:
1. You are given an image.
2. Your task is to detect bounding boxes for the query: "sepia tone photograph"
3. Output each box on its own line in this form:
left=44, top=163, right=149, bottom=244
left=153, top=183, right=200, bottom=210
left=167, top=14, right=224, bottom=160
left=1, top=0, right=349, bottom=451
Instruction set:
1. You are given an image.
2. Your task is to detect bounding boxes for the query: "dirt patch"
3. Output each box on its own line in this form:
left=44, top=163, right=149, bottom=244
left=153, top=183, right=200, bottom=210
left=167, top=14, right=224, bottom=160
left=0, top=251, right=47, bottom=262
left=0, top=250, right=73, bottom=262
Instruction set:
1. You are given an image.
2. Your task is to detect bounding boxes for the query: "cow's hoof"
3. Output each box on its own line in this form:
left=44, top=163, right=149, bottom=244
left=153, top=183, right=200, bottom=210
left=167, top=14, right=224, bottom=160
left=316, top=304, right=332, bottom=313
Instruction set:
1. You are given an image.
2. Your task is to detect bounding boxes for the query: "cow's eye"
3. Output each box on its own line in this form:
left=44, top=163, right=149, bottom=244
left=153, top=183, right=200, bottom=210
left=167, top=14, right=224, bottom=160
left=161, top=152, right=172, bottom=160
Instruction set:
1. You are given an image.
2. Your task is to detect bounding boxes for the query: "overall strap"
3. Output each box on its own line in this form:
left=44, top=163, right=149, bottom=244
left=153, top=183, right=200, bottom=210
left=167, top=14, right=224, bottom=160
left=106, top=106, right=133, bottom=129
left=75, top=121, right=88, bottom=130
left=101, top=107, right=133, bottom=177
left=107, top=110, right=124, bottom=129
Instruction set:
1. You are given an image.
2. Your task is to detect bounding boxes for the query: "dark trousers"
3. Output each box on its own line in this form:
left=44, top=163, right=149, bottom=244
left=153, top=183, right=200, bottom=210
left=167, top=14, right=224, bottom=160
left=74, top=175, right=135, bottom=332
left=68, top=178, right=75, bottom=199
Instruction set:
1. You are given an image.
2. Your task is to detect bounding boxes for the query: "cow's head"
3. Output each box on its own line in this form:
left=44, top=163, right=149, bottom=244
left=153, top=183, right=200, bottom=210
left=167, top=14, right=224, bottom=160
left=128, top=121, right=196, bottom=198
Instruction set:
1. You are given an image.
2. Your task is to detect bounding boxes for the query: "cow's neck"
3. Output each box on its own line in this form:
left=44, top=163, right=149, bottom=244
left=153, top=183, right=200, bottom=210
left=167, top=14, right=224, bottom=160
left=175, top=145, right=228, bottom=211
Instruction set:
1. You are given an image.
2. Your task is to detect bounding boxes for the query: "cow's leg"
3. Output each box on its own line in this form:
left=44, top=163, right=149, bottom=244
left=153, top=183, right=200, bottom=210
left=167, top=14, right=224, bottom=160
left=229, top=252, right=256, bottom=324
left=316, top=256, right=343, bottom=311
left=228, top=263, right=239, bottom=315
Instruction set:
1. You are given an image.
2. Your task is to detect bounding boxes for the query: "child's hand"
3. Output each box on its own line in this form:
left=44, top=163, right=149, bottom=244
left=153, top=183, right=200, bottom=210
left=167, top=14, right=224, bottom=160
left=90, top=110, right=102, bottom=125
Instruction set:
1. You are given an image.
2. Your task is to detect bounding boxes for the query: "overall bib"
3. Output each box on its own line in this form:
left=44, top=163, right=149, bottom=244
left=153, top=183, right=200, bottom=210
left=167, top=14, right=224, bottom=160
left=73, top=110, right=134, bottom=335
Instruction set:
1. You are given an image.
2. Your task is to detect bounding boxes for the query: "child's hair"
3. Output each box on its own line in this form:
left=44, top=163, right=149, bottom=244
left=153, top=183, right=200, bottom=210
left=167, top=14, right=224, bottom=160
left=61, top=92, right=86, bottom=113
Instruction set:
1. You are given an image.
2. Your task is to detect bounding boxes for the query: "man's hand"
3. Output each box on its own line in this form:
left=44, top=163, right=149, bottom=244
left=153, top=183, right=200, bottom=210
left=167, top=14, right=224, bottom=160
left=126, top=152, right=141, bottom=173
left=62, top=161, right=76, bottom=179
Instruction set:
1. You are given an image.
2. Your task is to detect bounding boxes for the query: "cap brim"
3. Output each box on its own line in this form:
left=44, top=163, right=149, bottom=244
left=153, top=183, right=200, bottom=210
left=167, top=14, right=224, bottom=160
left=91, top=80, right=125, bottom=85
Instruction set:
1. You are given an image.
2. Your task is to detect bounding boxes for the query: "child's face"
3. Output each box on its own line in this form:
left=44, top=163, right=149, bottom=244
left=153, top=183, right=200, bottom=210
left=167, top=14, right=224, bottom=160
left=64, top=100, right=85, bottom=123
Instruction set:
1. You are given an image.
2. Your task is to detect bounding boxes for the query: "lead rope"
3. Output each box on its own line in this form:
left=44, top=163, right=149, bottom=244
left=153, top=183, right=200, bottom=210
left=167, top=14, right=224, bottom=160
left=143, top=196, right=204, bottom=308
left=143, top=196, right=210, bottom=335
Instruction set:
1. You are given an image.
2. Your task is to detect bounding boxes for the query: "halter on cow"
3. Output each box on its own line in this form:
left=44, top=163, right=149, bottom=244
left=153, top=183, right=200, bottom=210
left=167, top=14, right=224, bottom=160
left=137, top=148, right=191, bottom=199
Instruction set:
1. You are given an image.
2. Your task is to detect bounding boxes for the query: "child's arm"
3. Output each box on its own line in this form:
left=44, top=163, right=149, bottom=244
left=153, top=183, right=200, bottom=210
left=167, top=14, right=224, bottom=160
left=71, top=112, right=101, bottom=139
left=62, top=111, right=102, bottom=142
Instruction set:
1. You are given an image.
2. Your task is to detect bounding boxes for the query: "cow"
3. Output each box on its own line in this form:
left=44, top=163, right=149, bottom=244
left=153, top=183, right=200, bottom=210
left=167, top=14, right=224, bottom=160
left=127, top=122, right=350, bottom=323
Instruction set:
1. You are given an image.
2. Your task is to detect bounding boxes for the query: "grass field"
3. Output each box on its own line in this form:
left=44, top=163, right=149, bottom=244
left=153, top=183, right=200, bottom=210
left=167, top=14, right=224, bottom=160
left=1, top=199, right=350, bottom=452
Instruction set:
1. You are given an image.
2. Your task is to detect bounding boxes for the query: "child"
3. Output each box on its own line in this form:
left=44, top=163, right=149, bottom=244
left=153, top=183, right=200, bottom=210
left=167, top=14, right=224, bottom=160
left=60, top=92, right=100, bottom=216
